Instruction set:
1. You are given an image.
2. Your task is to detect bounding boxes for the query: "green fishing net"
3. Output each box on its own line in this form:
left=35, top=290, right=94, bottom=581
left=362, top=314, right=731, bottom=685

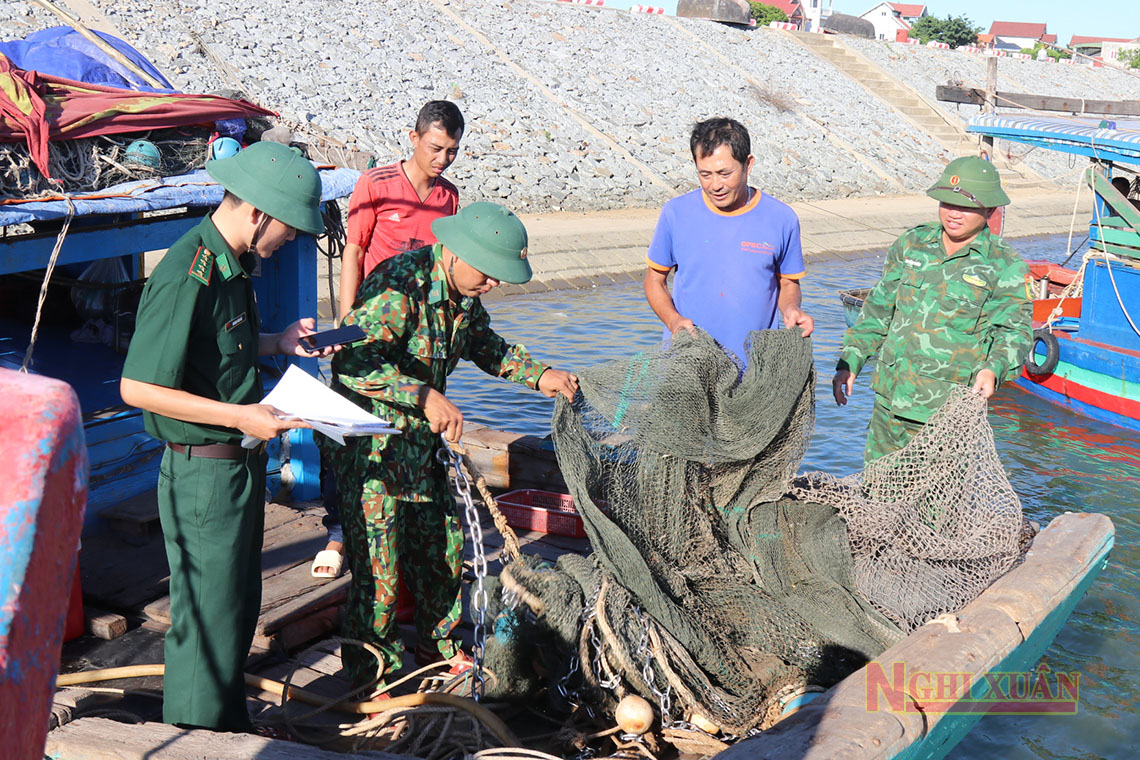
left=481, top=329, right=1025, bottom=735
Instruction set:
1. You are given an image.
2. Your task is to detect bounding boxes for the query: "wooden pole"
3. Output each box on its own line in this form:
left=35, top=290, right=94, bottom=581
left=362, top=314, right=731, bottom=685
left=28, top=0, right=167, bottom=89
left=982, top=56, right=997, bottom=157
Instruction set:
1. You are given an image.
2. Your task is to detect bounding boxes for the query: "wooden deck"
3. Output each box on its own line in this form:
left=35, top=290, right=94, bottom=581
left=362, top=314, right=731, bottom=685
left=56, top=475, right=588, bottom=758
left=79, top=477, right=586, bottom=652
left=55, top=453, right=1112, bottom=760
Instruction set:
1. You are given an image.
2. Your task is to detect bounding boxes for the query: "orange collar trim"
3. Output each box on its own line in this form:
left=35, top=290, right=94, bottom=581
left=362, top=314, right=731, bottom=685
left=701, top=187, right=761, bottom=217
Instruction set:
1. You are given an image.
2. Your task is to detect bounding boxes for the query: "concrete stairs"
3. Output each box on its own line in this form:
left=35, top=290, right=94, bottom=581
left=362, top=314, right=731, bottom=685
left=785, top=31, right=1043, bottom=187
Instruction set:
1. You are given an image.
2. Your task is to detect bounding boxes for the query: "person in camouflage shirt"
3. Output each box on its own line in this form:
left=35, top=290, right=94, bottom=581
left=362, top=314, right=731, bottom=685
left=832, top=156, right=1032, bottom=463
left=322, top=202, right=578, bottom=688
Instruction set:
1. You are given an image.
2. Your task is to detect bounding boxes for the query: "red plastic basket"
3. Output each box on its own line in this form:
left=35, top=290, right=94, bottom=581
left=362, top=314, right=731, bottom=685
left=495, top=489, right=596, bottom=539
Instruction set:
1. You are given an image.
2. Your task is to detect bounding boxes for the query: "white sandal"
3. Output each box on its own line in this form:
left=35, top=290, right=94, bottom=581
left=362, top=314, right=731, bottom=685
left=310, top=549, right=345, bottom=579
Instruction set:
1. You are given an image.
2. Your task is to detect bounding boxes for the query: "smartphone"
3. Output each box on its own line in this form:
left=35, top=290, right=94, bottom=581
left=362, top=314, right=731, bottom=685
left=298, top=324, right=367, bottom=353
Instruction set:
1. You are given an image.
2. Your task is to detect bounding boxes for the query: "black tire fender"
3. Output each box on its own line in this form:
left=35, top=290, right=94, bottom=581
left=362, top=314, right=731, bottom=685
left=1025, top=328, right=1060, bottom=375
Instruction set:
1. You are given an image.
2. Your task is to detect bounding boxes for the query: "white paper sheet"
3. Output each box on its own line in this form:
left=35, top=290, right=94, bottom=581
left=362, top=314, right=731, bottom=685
left=241, top=364, right=400, bottom=447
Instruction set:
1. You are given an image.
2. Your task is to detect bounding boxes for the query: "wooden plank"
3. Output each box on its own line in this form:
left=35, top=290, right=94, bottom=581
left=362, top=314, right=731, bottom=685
left=253, top=660, right=350, bottom=702
left=143, top=564, right=346, bottom=636
left=257, top=569, right=349, bottom=636
left=935, top=85, right=1140, bottom=116
left=44, top=716, right=407, bottom=759
left=82, top=500, right=327, bottom=614
left=1090, top=169, right=1140, bottom=233
left=255, top=605, right=342, bottom=653
left=460, top=425, right=566, bottom=492
left=263, top=500, right=324, bottom=533
left=294, top=642, right=344, bottom=677
left=1090, top=241, right=1140, bottom=260
left=260, top=510, right=328, bottom=580
left=84, top=606, right=128, bottom=640
left=1090, top=226, right=1140, bottom=247
left=142, top=595, right=170, bottom=627
left=1096, top=215, right=1138, bottom=230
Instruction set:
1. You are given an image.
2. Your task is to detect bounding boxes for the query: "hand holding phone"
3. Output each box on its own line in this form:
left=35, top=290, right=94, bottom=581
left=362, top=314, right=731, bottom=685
left=298, top=324, right=367, bottom=354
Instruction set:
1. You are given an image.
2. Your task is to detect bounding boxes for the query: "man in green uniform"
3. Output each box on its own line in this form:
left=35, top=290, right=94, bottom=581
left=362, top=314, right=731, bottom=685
left=323, top=202, right=578, bottom=689
left=120, top=141, right=332, bottom=732
left=832, top=156, right=1032, bottom=463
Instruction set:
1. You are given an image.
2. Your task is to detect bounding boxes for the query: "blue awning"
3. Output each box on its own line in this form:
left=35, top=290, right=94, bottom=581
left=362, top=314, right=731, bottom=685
left=0, top=165, right=360, bottom=226
left=966, top=114, right=1140, bottom=164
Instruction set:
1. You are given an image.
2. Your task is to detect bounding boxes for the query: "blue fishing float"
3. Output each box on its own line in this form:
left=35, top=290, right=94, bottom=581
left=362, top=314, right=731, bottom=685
left=211, top=136, right=242, bottom=160
left=124, top=139, right=161, bottom=169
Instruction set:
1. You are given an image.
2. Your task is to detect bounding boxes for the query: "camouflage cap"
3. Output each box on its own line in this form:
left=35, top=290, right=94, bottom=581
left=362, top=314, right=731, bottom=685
left=927, top=156, right=1010, bottom=209
left=431, top=202, right=532, bottom=284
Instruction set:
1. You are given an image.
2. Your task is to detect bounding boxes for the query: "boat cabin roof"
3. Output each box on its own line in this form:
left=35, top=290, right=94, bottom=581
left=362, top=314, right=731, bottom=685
left=967, top=114, right=1140, bottom=165
left=0, top=166, right=360, bottom=227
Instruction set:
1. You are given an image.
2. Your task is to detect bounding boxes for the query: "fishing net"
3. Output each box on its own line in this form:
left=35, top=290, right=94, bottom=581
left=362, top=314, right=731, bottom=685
left=795, top=385, right=1027, bottom=633
left=0, top=127, right=212, bottom=199
left=481, top=329, right=1026, bottom=735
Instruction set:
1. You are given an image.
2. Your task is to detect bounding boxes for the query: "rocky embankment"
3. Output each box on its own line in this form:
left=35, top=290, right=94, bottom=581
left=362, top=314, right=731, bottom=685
left=4, top=0, right=1138, bottom=212
left=845, top=38, right=1140, bottom=184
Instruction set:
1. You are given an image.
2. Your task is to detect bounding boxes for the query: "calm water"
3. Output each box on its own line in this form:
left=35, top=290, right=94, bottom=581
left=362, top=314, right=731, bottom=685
left=445, top=233, right=1140, bottom=757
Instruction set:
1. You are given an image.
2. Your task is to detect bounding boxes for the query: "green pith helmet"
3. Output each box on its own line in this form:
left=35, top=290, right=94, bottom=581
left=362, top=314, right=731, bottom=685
left=927, top=156, right=1010, bottom=209
left=206, top=141, right=324, bottom=234
left=432, top=202, right=532, bottom=284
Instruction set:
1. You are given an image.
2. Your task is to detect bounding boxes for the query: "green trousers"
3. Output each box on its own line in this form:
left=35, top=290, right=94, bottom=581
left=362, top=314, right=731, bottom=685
left=157, top=446, right=266, bottom=732
left=339, top=475, right=465, bottom=687
left=864, top=399, right=926, bottom=464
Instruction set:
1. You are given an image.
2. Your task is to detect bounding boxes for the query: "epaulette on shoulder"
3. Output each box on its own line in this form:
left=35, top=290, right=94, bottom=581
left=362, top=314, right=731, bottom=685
left=187, top=245, right=214, bottom=286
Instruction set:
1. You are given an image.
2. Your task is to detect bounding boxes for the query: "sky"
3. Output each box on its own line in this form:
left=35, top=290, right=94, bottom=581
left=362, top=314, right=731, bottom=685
left=829, top=0, right=1138, bottom=47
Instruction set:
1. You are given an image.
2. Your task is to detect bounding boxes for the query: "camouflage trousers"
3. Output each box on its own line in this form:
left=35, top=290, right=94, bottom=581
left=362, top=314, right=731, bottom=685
left=333, top=438, right=465, bottom=686
left=864, top=399, right=926, bottom=464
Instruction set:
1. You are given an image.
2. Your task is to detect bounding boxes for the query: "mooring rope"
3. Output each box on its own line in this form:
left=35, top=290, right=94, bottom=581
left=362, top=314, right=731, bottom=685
left=20, top=194, right=75, bottom=373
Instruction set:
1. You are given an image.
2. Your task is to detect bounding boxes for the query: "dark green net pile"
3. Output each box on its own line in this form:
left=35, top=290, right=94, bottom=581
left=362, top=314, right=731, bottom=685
left=480, top=329, right=1024, bottom=735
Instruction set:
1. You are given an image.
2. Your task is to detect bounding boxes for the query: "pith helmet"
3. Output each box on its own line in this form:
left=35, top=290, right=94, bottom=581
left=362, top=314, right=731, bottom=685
left=927, top=156, right=1010, bottom=209
left=206, top=141, right=324, bottom=234
left=432, top=202, right=532, bottom=284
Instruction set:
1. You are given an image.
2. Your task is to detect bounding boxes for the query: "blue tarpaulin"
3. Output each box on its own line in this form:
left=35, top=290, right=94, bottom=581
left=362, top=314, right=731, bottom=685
left=0, top=26, right=173, bottom=92
left=967, top=114, right=1140, bottom=165
left=0, top=165, right=360, bottom=226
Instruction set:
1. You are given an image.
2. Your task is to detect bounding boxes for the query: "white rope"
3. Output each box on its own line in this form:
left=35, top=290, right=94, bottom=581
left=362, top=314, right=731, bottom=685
left=1043, top=170, right=1087, bottom=331
left=20, top=195, right=75, bottom=373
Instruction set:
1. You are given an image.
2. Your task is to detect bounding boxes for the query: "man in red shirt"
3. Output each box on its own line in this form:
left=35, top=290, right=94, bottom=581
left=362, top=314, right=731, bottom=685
left=314, top=101, right=464, bottom=579
left=338, top=100, right=464, bottom=320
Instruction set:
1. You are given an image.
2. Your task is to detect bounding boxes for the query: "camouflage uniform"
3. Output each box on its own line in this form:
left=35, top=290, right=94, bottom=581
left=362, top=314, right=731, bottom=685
left=838, top=222, right=1031, bottom=462
left=322, top=243, right=547, bottom=684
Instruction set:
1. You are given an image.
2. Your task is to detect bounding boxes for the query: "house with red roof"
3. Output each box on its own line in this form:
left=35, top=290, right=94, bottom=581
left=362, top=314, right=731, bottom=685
left=1102, top=38, right=1140, bottom=67
left=988, top=21, right=1052, bottom=51
left=1069, top=35, right=1135, bottom=57
left=763, top=0, right=805, bottom=28
left=859, top=2, right=927, bottom=41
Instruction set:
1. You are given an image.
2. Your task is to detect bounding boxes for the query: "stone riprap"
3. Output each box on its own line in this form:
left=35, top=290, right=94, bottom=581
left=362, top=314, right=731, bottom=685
left=844, top=39, right=1140, bottom=184
left=2, top=0, right=1136, bottom=211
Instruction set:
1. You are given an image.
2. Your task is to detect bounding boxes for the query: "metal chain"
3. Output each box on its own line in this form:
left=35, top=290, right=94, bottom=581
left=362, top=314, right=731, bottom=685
left=436, top=435, right=488, bottom=701
left=556, top=574, right=605, bottom=711
left=635, top=607, right=673, bottom=724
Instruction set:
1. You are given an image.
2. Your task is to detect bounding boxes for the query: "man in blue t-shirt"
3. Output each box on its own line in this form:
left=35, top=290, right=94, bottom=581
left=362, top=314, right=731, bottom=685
left=644, top=118, right=813, bottom=364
